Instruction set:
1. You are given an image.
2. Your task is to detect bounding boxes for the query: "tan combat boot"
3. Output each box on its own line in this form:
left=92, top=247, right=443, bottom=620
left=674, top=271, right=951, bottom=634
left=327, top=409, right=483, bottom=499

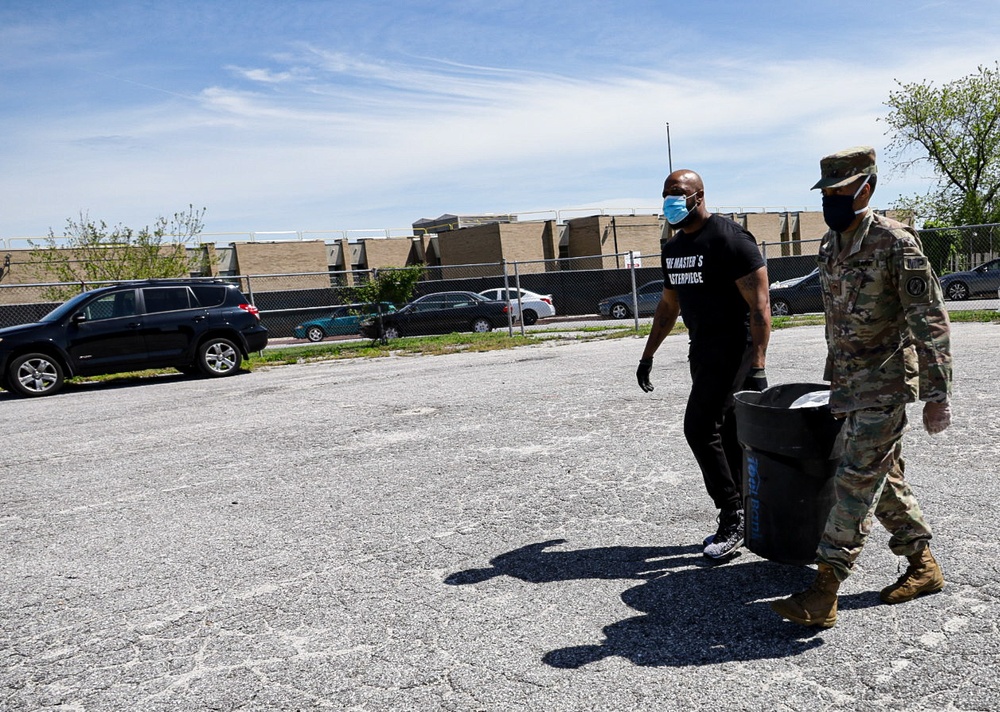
left=770, top=563, right=840, bottom=628
left=879, top=547, right=945, bottom=604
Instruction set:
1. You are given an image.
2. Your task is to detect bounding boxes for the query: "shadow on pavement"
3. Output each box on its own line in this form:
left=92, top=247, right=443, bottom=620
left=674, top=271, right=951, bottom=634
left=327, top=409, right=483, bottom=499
left=444, top=539, right=700, bottom=585
left=447, top=539, right=830, bottom=668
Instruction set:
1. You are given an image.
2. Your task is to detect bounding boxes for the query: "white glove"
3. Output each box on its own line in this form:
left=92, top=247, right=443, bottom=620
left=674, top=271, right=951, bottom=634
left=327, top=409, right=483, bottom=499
left=922, top=400, right=951, bottom=435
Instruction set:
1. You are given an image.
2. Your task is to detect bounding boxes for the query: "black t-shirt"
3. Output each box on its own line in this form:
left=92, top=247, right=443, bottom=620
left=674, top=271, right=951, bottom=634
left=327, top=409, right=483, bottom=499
left=660, top=214, right=764, bottom=353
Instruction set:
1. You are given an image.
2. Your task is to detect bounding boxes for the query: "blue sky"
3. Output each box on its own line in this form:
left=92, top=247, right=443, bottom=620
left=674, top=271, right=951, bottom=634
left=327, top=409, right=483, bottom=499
left=2, top=0, right=999, bottom=240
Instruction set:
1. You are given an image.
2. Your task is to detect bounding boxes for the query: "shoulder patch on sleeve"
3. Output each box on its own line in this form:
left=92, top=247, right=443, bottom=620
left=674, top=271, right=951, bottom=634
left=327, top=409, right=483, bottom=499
left=905, top=276, right=928, bottom=298
left=905, top=256, right=928, bottom=270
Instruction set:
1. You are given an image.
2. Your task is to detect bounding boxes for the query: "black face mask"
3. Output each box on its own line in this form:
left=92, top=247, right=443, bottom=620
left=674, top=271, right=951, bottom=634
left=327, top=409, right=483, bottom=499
left=822, top=175, right=870, bottom=232
left=822, top=194, right=857, bottom=232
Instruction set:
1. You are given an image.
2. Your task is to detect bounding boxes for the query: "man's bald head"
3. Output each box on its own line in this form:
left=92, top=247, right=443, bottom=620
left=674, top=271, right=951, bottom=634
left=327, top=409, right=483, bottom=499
left=663, top=170, right=704, bottom=198
left=662, top=169, right=709, bottom=231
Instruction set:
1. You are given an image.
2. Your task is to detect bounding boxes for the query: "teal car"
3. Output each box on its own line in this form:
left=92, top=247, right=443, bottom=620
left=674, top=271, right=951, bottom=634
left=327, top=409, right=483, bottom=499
left=294, top=302, right=395, bottom=341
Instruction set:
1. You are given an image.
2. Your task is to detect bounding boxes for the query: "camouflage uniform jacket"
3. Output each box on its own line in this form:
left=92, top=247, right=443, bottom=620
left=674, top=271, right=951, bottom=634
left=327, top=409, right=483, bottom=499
left=818, top=211, right=952, bottom=415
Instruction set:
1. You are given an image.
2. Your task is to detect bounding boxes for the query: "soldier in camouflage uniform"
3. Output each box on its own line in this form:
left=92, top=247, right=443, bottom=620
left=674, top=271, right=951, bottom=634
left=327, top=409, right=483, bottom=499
left=771, top=146, right=953, bottom=629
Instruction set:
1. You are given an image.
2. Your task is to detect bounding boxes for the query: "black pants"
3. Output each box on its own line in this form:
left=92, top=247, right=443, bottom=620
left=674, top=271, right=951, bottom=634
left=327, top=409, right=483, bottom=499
left=684, top=344, right=753, bottom=512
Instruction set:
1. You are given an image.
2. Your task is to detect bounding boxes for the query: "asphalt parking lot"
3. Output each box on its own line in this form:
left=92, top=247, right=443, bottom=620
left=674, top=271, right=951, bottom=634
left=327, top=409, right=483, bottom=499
left=2, top=323, right=998, bottom=711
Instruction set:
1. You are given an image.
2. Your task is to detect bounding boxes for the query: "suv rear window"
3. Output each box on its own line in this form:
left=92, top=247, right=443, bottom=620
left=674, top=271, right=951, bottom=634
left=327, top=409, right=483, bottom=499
left=142, top=287, right=194, bottom=313
left=191, top=284, right=227, bottom=307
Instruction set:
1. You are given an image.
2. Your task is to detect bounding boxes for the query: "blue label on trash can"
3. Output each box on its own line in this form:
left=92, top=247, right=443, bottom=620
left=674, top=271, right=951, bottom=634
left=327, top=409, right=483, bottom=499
left=747, top=452, right=761, bottom=545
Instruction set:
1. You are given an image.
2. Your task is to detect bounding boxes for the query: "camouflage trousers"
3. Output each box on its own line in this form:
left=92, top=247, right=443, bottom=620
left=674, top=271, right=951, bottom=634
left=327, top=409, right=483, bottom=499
left=816, top=404, right=933, bottom=581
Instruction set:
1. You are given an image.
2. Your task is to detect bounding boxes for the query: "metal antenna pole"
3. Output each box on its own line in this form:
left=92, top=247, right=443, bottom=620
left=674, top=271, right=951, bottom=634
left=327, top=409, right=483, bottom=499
left=666, top=122, right=673, bottom=173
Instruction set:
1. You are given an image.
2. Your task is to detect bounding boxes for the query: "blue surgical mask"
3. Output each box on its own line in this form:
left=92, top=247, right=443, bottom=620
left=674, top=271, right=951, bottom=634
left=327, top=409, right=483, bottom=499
left=663, top=193, right=697, bottom=226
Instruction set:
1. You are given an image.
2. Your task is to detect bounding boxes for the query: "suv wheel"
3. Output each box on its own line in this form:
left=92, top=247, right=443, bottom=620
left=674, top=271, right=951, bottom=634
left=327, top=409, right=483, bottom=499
left=9, top=353, right=65, bottom=397
left=198, top=337, right=242, bottom=377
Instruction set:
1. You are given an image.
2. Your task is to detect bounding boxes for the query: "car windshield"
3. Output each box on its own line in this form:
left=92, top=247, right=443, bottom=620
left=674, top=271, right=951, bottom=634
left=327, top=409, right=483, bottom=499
left=39, top=290, right=99, bottom=322
left=776, top=268, right=818, bottom=288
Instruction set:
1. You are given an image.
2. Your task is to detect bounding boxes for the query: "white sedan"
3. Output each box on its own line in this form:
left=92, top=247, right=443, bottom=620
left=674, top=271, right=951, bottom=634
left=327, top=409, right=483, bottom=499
left=478, top=288, right=556, bottom=325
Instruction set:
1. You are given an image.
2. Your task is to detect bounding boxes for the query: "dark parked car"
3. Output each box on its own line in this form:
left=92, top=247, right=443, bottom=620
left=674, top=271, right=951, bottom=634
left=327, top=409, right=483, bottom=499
left=293, top=302, right=396, bottom=342
left=0, top=279, right=268, bottom=397
left=598, top=279, right=664, bottom=319
left=938, top=258, right=1000, bottom=300
left=769, top=269, right=823, bottom=316
left=359, top=291, right=510, bottom=339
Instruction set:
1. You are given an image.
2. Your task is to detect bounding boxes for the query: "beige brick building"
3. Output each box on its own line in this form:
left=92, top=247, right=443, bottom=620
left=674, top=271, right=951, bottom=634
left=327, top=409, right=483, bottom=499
left=231, top=241, right=329, bottom=289
left=0, top=209, right=913, bottom=294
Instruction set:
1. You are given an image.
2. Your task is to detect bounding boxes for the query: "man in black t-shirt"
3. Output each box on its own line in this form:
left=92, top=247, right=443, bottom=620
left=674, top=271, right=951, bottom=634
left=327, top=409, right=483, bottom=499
left=636, top=169, right=771, bottom=560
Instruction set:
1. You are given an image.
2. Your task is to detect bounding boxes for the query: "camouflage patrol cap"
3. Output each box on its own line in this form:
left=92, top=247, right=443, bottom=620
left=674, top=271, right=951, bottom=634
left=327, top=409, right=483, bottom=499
left=811, top=146, right=877, bottom=190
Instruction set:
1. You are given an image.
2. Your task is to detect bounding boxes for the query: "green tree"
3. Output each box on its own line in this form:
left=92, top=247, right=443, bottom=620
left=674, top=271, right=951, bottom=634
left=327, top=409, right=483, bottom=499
left=349, top=264, right=425, bottom=341
left=30, top=205, right=208, bottom=299
left=883, top=63, right=1000, bottom=226
left=350, top=264, right=425, bottom=307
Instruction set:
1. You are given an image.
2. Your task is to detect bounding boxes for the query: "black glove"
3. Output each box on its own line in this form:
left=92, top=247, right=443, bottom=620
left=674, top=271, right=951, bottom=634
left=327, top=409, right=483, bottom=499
left=637, top=357, right=654, bottom=392
left=742, top=367, right=768, bottom=392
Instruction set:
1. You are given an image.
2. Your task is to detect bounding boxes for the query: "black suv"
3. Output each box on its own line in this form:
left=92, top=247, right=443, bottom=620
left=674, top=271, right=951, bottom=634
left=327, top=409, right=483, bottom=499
left=0, top=280, right=268, bottom=397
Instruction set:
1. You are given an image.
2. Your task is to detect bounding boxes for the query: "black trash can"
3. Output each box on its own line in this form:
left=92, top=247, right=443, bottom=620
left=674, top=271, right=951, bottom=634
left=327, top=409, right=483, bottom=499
left=734, top=383, right=844, bottom=566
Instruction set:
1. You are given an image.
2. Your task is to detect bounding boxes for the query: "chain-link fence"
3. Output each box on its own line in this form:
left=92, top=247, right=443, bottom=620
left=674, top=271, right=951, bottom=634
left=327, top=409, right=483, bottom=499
left=759, top=238, right=823, bottom=284
left=228, top=269, right=376, bottom=339
left=760, top=224, right=1000, bottom=307
left=759, top=223, right=1000, bottom=278
left=239, top=238, right=1000, bottom=334
left=240, top=254, right=648, bottom=336
left=918, top=223, right=1000, bottom=274
left=2, top=226, right=997, bottom=334
left=0, top=282, right=72, bottom=326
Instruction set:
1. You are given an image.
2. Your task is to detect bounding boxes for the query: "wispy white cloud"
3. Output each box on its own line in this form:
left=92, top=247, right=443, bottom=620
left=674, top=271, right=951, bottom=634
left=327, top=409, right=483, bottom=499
left=228, top=66, right=304, bottom=84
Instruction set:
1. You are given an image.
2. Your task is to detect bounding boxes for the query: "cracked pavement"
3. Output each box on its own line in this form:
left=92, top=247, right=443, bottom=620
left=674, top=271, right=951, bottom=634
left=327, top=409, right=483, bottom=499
left=2, top=323, right=998, bottom=710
